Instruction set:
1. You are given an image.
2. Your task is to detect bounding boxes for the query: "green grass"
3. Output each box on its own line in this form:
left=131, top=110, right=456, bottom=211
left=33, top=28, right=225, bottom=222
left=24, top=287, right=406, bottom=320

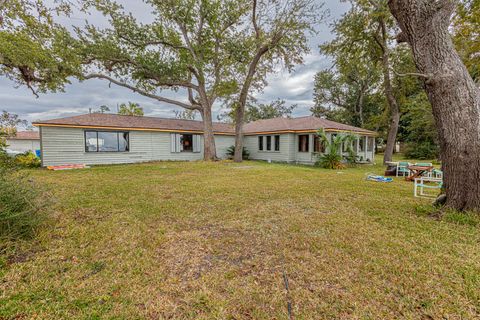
left=1, top=159, right=479, bottom=319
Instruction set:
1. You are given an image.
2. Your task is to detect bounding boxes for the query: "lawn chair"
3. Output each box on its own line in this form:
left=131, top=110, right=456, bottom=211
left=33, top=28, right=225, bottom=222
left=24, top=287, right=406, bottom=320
left=431, top=168, right=443, bottom=179
left=396, top=161, right=411, bottom=177
left=414, top=177, right=443, bottom=198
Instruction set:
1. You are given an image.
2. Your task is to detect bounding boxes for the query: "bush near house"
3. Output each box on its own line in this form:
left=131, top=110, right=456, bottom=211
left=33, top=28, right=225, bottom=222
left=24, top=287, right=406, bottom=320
left=15, top=151, right=41, bottom=168
left=226, top=145, right=250, bottom=160
left=315, top=129, right=357, bottom=169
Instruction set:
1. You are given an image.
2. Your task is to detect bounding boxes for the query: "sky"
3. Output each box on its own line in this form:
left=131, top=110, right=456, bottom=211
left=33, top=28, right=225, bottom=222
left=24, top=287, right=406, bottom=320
left=0, top=1, right=350, bottom=124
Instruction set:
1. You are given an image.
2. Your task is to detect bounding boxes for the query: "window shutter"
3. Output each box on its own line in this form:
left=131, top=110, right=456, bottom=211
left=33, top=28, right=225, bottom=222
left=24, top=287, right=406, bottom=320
left=176, top=134, right=182, bottom=152
left=193, top=134, right=201, bottom=153
left=170, top=133, right=177, bottom=153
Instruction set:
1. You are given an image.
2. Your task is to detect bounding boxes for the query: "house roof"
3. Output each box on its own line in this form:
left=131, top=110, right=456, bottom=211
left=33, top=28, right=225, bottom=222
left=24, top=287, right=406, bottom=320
left=242, top=116, right=376, bottom=135
left=33, top=113, right=235, bottom=134
left=8, top=131, right=40, bottom=140
left=33, top=113, right=376, bottom=136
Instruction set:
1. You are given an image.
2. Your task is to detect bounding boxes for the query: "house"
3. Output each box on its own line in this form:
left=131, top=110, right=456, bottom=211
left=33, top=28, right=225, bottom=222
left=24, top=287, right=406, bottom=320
left=32, top=113, right=376, bottom=167
left=5, top=131, right=41, bottom=153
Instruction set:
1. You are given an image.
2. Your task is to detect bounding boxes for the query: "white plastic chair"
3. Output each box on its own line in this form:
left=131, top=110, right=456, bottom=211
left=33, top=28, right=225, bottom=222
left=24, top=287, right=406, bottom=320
left=414, top=177, right=443, bottom=198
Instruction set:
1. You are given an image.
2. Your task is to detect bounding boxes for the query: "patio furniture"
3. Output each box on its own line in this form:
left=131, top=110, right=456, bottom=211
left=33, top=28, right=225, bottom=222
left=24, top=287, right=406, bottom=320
left=414, top=162, right=433, bottom=176
left=406, top=165, right=434, bottom=181
left=431, top=168, right=443, bottom=179
left=396, top=161, right=411, bottom=177
left=414, top=177, right=443, bottom=198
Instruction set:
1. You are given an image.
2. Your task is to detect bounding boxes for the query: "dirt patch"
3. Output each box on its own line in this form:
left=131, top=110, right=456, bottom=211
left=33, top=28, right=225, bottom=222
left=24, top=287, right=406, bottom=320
left=157, top=224, right=280, bottom=282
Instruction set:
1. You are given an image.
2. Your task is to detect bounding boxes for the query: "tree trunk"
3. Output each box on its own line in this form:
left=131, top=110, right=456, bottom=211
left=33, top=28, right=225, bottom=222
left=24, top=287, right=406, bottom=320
left=201, top=105, right=217, bottom=161
left=377, top=17, right=400, bottom=164
left=234, top=43, right=271, bottom=163
left=389, top=0, right=480, bottom=211
left=357, top=88, right=365, bottom=127
left=233, top=102, right=245, bottom=163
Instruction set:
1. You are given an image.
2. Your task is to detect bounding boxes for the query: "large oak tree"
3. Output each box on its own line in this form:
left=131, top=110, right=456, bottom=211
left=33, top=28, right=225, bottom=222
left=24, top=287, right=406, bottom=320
left=77, top=0, right=254, bottom=160
left=388, top=0, right=480, bottom=211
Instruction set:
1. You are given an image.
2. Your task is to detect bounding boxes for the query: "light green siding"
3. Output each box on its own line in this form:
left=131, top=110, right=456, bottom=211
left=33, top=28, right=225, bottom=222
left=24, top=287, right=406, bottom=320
left=243, top=133, right=295, bottom=163
left=41, top=127, right=234, bottom=166
left=244, top=132, right=375, bottom=165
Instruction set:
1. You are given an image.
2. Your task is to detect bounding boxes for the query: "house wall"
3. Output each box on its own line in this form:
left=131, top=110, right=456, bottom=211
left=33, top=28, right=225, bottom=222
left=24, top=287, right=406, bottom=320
left=243, top=133, right=295, bottom=162
left=245, top=132, right=375, bottom=165
left=5, top=139, right=40, bottom=153
left=40, top=126, right=235, bottom=166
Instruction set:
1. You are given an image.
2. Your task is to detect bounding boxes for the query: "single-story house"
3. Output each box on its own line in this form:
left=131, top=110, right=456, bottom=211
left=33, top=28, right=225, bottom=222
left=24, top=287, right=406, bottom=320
left=5, top=131, right=41, bottom=153
left=32, top=113, right=376, bottom=167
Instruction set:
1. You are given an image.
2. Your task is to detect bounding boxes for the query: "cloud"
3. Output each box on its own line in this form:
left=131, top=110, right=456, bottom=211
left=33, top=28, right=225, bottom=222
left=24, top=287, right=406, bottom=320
left=1, top=0, right=349, bottom=124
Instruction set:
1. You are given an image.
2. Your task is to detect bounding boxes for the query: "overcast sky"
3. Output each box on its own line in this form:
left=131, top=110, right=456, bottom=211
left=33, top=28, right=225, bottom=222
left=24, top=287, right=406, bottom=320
left=0, top=1, right=350, bottom=124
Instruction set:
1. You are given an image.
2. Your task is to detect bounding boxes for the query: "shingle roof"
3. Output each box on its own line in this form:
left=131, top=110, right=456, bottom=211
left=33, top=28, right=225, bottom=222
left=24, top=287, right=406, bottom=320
left=243, top=116, right=376, bottom=135
left=33, top=114, right=376, bottom=135
left=33, top=113, right=235, bottom=134
left=8, top=131, right=40, bottom=140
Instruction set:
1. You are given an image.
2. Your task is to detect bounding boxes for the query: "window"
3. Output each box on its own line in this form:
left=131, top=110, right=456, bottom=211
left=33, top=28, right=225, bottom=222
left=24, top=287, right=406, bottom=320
left=258, top=136, right=263, bottom=151
left=85, top=131, right=98, bottom=152
left=85, top=131, right=129, bottom=152
left=298, top=134, right=309, bottom=152
left=266, top=136, right=272, bottom=151
left=274, top=135, right=280, bottom=151
left=359, top=136, right=365, bottom=152
left=180, top=134, right=193, bottom=152
left=367, top=137, right=374, bottom=152
left=314, top=135, right=325, bottom=153
left=171, top=133, right=200, bottom=153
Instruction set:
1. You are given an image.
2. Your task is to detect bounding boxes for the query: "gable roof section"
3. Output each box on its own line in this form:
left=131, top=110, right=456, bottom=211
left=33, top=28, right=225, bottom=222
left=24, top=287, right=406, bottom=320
left=33, top=113, right=235, bottom=135
left=33, top=114, right=376, bottom=136
left=8, top=131, right=40, bottom=140
left=243, top=116, right=376, bottom=135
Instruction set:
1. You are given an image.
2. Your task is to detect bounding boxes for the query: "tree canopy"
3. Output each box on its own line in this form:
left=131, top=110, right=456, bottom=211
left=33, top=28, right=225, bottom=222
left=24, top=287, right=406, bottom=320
left=219, top=98, right=297, bottom=123
left=0, top=0, right=79, bottom=96
left=452, top=0, right=480, bottom=80
left=118, top=102, right=144, bottom=116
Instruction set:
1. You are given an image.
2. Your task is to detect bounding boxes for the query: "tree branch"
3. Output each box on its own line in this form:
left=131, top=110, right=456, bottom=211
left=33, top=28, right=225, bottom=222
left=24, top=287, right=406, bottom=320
left=392, top=69, right=432, bottom=79
left=83, top=73, right=201, bottom=111
left=252, top=0, right=261, bottom=40
left=117, top=33, right=189, bottom=51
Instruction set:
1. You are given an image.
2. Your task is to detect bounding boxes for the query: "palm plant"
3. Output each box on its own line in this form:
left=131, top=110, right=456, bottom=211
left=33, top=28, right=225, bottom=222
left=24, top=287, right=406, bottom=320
left=315, top=129, right=357, bottom=169
left=118, top=102, right=144, bottom=116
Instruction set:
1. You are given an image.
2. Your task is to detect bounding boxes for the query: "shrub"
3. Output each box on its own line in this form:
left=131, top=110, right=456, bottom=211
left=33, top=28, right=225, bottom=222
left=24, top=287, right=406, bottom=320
left=15, top=151, right=41, bottom=168
left=0, top=165, right=47, bottom=249
left=315, top=129, right=356, bottom=169
left=226, top=145, right=250, bottom=160
left=316, top=152, right=345, bottom=169
left=404, top=141, right=439, bottom=160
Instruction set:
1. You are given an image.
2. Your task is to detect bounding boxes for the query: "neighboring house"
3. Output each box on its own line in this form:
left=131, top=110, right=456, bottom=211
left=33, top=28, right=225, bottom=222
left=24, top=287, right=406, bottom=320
left=32, top=113, right=376, bottom=167
left=5, top=131, right=40, bottom=153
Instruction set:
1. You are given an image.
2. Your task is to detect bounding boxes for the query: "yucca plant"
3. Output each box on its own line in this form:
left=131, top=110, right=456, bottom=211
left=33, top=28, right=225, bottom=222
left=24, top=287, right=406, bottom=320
left=315, top=129, right=357, bottom=169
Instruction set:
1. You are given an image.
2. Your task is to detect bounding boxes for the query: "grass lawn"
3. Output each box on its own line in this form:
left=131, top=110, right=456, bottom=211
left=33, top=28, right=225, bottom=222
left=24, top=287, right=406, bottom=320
left=1, top=159, right=479, bottom=319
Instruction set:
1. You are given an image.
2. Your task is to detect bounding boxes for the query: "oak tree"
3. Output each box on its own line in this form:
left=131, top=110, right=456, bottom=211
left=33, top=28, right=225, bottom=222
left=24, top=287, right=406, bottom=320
left=77, top=0, right=252, bottom=160
left=389, top=0, right=480, bottom=211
